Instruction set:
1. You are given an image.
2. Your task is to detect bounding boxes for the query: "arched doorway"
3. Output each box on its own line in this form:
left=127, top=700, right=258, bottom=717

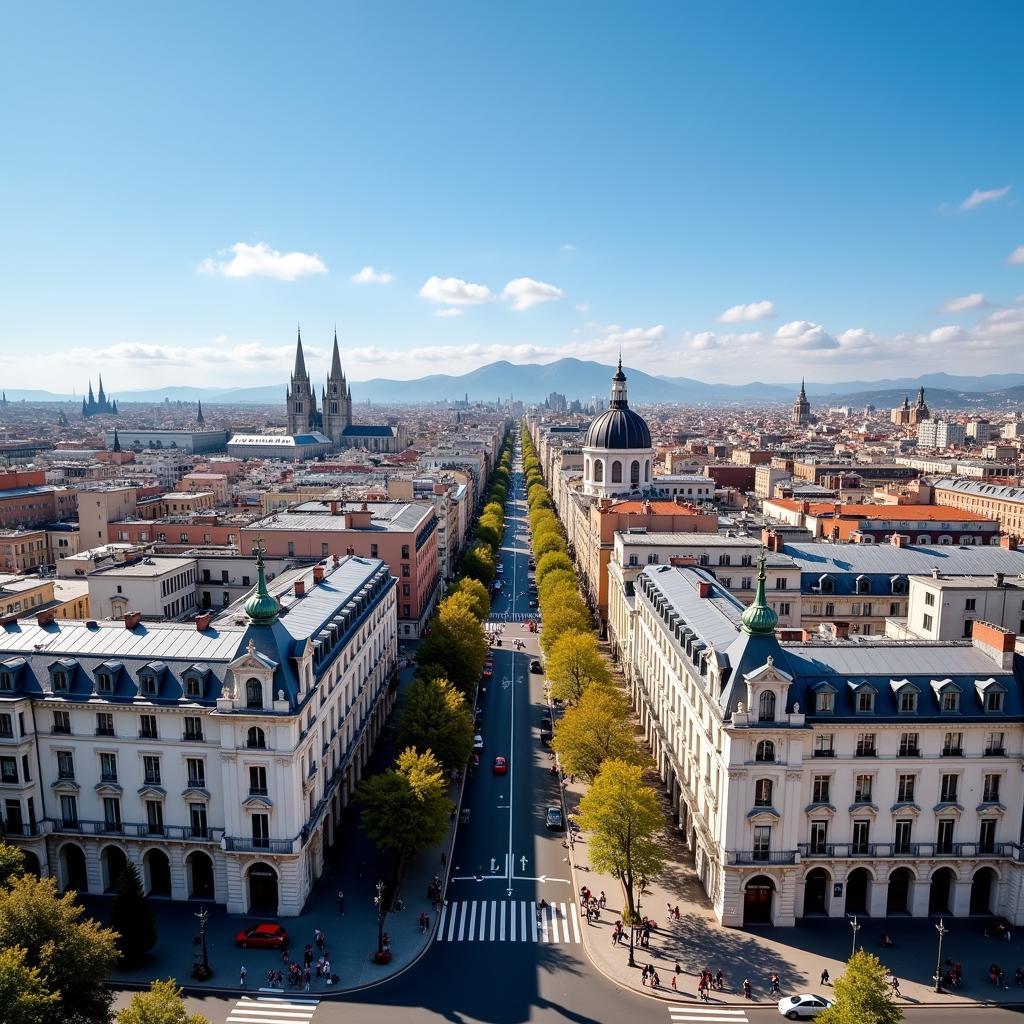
left=846, top=868, right=870, bottom=915
left=144, top=849, right=172, bottom=897
left=247, top=863, right=278, bottom=916
left=929, top=868, right=955, bottom=916
left=887, top=868, right=913, bottom=915
left=60, top=843, right=88, bottom=893
left=187, top=851, right=215, bottom=900
left=971, top=868, right=996, bottom=915
left=743, top=875, right=774, bottom=926
left=20, top=851, right=41, bottom=878
left=101, top=845, right=128, bottom=892
left=803, top=868, right=830, bottom=916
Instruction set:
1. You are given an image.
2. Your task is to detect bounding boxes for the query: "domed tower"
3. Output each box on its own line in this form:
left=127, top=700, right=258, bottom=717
left=581, top=358, right=655, bottom=498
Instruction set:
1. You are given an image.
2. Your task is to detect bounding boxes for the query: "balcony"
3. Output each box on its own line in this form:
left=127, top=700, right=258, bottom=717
left=182, top=731, right=205, bottom=743
left=727, top=850, right=798, bottom=865
left=1, top=821, right=46, bottom=838
left=47, top=818, right=223, bottom=842
left=799, top=841, right=1017, bottom=860
left=224, top=836, right=295, bottom=854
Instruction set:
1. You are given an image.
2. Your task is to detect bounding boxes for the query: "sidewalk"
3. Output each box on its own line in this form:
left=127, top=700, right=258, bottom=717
left=100, top=650, right=463, bottom=997
left=562, top=776, right=1024, bottom=1007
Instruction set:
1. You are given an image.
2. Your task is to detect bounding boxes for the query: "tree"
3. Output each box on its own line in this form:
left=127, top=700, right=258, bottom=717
left=475, top=520, right=501, bottom=550
left=460, top=542, right=496, bottom=586
left=109, top=862, right=157, bottom=967
left=540, top=605, right=593, bottom=656
left=576, top=760, right=664, bottom=922
left=535, top=550, right=574, bottom=587
left=397, top=675, right=474, bottom=770
left=415, top=593, right=489, bottom=692
left=482, top=501, right=504, bottom=521
left=449, top=577, right=490, bottom=621
left=552, top=683, right=639, bottom=781
left=533, top=532, right=565, bottom=559
left=545, top=630, right=611, bottom=702
left=0, top=874, right=118, bottom=1024
left=538, top=568, right=576, bottom=604
left=0, top=946, right=58, bottom=1024
left=115, top=979, right=209, bottom=1024
left=817, top=950, right=902, bottom=1024
left=0, top=840, right=25, bottom=887
left=357, top=747, right=451, bottom=867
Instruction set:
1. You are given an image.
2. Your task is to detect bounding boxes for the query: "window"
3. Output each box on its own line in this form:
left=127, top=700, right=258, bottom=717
left=755, top=740, right=775, bottom=762
left=856, top=577, right=871, bottom=595
left=899, top=690, right=917, bottom=713
left=96, top=671, right=113, bottom=694
left=899, top=732, right=919, bottom=756
left=897, top=774, right=916, bottom=802
left=630, top=460, right=640, bottom=486
left=986, top=690, right=1004, bottom=713
left=983, top=774, right=1001, bottom=803
left=812, top=775, right=831, bottom=803
left=246, top=726, right=267, bottom=749
left=941, top=690, right=960, bottom=713
left=186, top=758, right=205, bottom=788
left=922, top=613, right=934, bottom=631
left=965, top=598, right=976, bottom=611
left=185, top=675, right=202, bottom=698
left=824, top=602, right=834, bottom=617
left=894, top=819, right=912, bottom=854
left=0, top=757, right=18, bottom=784
left=852, top=820, right=870, bottom=853
left=814, top=733, right=834, bottom=758
left=758, top=691, right=776, bottom=722
left=60, top=794, right=78, bottom=829
left=183, top=717, right=204, bottom=742
left=0, top=714, right=11, bottom=739
left=146, top=800, right=164, bottom=835
left=856, top=690, right=874, bottom=713
left=99, top=752, right=118, bottom=783
left=924, top=591, right=936, bottom=607
left=809, top=820, right=828, bottom=854
left=855, top=733, right=876, bottom=757
left=942, top=732, right=963, bottom=756
left=139, top=714, right=157, bottom=739
left=985, top=731, right=1005, bottom=756
left=936, top=818, right=954, bottom=854
left=401, top=544, right=410, bottom=560
left=775, top=578, right=787, bottom=590
left=252, top=813, right=270, bottom=849
left=754, top=779, right=773, bottom=807
left=142, top=755, right=161, bottom=785
left=815, top=690, right=834, bottom=713
left=52, top=710, right=70, bottom=734
left=56, top=750, right=74, bottom=779
left=103, top=797, right=122, bottom=833
left=752, top=825, right=771, bottom=860
left=245, top=679, right=263, bottom=709
left=249, top=765, right=268, bottom=796
left=939, top=773, right=959, bottom=803
left=140, top=672, right=157, bottom=696
left=889, top=602, right=900, bottom=617
left=854, top=775, right=873, bottom=803
left=979, top=819, right=997, bottom=854
left=96, top=713, right=114, bottom=737
left=53, top=671, right=68, bottom=692
left=370, top=544, right=378, bottom=558
left=611, top=460, right=622, bottom=483
left=189, top=802, right=208, bottom=839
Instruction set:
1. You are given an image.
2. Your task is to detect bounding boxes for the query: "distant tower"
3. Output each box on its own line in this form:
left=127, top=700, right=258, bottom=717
left=196, top=400, right=205, bottom=426
left=791, top=378, right=811, bottom=426
left=321, top=328, right=353, bottom=444
left=911, top=386, right=930, bottom=425
left=285, top=327, right=320, bottom=435
left=97, top=375, right=106, bottom=408
left=112, top=429, right=121, bottom=453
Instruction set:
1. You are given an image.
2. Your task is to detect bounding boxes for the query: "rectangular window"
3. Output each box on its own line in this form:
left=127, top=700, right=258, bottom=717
left=60, top=794, right=78, bottom=829
left=321, top=543, right=329, bottom=558
left=0, top=714, right=11, bottom=739
left=752, top=825, right=771, bottom=860
left=854, top=775, right=873, bottom=803
left=985, top=731, right=1006, bottom=755
left=922, top=613, right=934, bottom=631
left=102, top=797, right=122, bottom=832
left=143, top=755, right=161, bottom=786
left=249, top=765, right=268, bottom=795
left=56, top=750, right=75, bottom=779
left=0, top=756, right=18, bottom=784
left=941, top=690, right=960, bottom=712
left=370, top=544, right=378, bottom=558
left=99, top=752, right=118, bottom=783
left=145, top=800, right=164, bottom=835
left=855, top=733, right=876, bottom=757
left=939, top=773, right=959, bottom=803
left=899, top=690, right=917, bottom=713
left=925, top=591, right=936, bottom=607
left=979, top=819, right=996, bottom=854
left=139, top=714, right=157, bottom=739
left=942, top=732, right=963, bottom=756
left=186, top=758, right=205, bottom=787
left=401, top=544, right=410, bottom=560
left=936, top=818, right=954, bottom=854
left=899, top=732, right=919, bottom=756
left=894, top=819, right=912, bottom=854
left=986, top=691, right=1004, bottom=713
left=52, top=710, right=71, bottom=734
left=816, top=691, right=834, bottom=713
left=183, top=717, right=204, bottom=742
left=809, top=820, right=828, bottom=854
left=812, top=775, right=831, bottom=803
left=856, top=690, right=874, bottom=713
left=814, top=733, right=834, bottom=757
left=252, top=813, right=270, bottom=849
left=852, top=820, right=870, bottom=853
left=189, top=802, right=208, bottom=839
left=897, top=774, right=915, bottom=802
left=965, top=598, right=977, bottom=611
left=96, top=712, right=114, bottom=736
left=983, top=774, right=1001, bottom=803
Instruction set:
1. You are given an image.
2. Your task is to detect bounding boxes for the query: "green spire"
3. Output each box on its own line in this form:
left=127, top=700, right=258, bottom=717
left=741, top=550, right=779, bottom=636
left=244, top=540, right=280, bottom=625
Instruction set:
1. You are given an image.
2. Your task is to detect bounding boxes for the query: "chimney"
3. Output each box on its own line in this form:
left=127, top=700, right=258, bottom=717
left=994, top=572, right=1005, bottom=588
left=698, top=581, right=712, bottom=598
left=931, top=566, right=941, bottom=579
left=333, top=554, right=341, bottom=566
left=833, top=502, right=842, bottom=517
left=972, top=621, right=1016, bottom=669
left=313, top=565, right=325, bottom=583
left=36, top=609, right=55, bottom=627
left=346, top=546, right=355, bottom=556
left=124, top=611, right=143, bottom=630
left=892, top=533, right=909, bottom=548
left=294, top=580, right=305, bottom=597
left=330, top=500, right=340, bottom=516
left=1000, top=535, right=1018, bottom=550
left=669, top=555, right=698, bottom=567
left=832, top=620, right=850, bottom=640
left=195, top=611, right=213, bottom=631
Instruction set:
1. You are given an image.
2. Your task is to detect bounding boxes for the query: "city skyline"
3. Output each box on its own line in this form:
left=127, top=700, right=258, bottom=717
left=2, top=2, right=1023, bottom=390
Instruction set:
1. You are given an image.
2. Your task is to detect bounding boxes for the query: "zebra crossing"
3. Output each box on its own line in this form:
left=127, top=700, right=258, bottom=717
left=667, top=1006, right=748, bottom=1023
left=226, top=994, right=319, bottom=1024
left=435, top=899, right=582, bottom=944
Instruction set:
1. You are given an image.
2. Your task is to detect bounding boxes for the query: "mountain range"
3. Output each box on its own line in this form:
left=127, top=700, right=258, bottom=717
left=4, top=361, right=1024, bottom=409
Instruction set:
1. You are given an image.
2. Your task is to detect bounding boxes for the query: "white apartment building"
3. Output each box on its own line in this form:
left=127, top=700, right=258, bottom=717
left=918, top=419, right=967, bottom=450
left=0, top=552, right=397, bottom=917
left=87, top=555, right=198, bottom=620
left=886, top=573, right=1024, bottom=642
left=624, top=557, right=1024, bottom=928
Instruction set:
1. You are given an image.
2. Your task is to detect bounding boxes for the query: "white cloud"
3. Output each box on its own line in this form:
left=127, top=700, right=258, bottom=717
left=773, top=320, right=837, bottom=350
left=1009, top=245, right=1024, bottom=265
left=197, top=242, right=327, bottom=281
left=960, top=185, right=1012, bottom=211
left=575, top=302, right=589, bottom=313
left=941, top=292, right=988, bottom=313
left=419, top=276, right=493, bottom=306
left=926, top=325, right=966, bottom=344
left=717, top=300, right=776, bottom=323
left=501, top=277, right=565, bottom=311
left=434, top=307, right=463, bottom=318
left=351, top=265, right=393, bottom=284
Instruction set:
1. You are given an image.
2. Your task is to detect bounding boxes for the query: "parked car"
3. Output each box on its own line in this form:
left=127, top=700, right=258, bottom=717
left=545, top=806, right=564, bottom=831
left=235, top=923, right=288, bottom=949
left=529, top=659, right=543, bottom=674
left=777, top=995, right=834, bottom=1020
left=473, top=734, right=484, bottom=751
left=529, top=597, right=538, bottom=608
left=493, top=756, right=507, bottom=775
left=540, top=716, right=553, bottom=739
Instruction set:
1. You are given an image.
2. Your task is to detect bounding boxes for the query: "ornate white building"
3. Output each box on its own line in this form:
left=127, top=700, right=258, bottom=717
left=0, top=548, right=397, bottom=916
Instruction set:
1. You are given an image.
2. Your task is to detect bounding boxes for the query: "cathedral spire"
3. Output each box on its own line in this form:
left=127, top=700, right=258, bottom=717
left=799, top=377, right=806, bottom=398
left=97, top=375, right=106, bottom=404
left=112, top=429, right=121, bottom=452
left=330, top=328, right=344, bottom=380
left=293, top=326, right=308, bottom=379
left=196, top=400, right=205, bottom=426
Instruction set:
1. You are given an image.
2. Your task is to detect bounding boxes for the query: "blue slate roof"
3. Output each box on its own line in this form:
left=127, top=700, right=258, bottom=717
left=341, top=425, right=395, bottom=437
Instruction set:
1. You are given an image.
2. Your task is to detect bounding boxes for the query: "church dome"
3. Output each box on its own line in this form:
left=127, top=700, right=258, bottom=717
left=245, top=544, right=280, bottom=625
left=741, top=553, right=779, bottom=636
left=583, top=359, right=652, bottom=450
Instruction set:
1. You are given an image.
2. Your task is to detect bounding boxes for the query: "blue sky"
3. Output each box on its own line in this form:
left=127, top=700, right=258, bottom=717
left=2, top=1, right=1023, bottom=391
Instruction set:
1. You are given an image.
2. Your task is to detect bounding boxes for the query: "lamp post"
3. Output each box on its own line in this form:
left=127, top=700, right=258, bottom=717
left=933, top=918, right=948, bottom=992
left=192, top=907, right=211, bottom=980
left=849, top=914, right=860, bottom=959
left=375, top=880, right=386, bottom=958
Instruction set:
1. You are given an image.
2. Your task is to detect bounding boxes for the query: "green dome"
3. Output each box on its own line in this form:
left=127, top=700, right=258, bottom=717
left=741, top=552, right=779, bottom=636
left=245, top=542, right=280, bottom=625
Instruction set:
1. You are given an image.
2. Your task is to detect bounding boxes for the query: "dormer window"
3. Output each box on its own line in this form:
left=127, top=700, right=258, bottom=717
left=97, top=672, right=113, bottom=694
left=755, top=740, right=775, bottom=762
left=819, top=575, right=834, bottom=595
left=942, top=691, right=959, bottom=713
left=245, top=679, right=263, bottom=710
left=816, top=691, right=834, bottom=713
left=891, top=576, right=908, bottom=595
left=856, top=576, right=871, bottom=595
left=857, top=691, right=874, bottom=713
left=140, top=673, right=157, bottom=697
left=900, top=690, right=917, bottom=713
left=0, top=670, right=12, bottom=692
left=986, top=691, right=1004, bottom=713
left=53, top=671, right=68, bottom=693
left=186, top=676, right=202, bottom=698
left=758, top=691, right=776, bottom=722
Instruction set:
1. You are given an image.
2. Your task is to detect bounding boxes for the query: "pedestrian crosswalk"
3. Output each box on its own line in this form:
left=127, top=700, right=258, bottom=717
left=667, top=1006, right=748, bottom=1023
left=226, top=995, right=319, bottom=1024
left=435, top=899, right=582, bottom=944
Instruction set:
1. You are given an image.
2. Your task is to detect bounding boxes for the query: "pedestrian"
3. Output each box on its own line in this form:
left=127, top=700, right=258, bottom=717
left=675, top=961, right=682, bottom=977
left=239, top=965, right=247, bottom=988
left=821, top=968, right=830, bottom=986
left=323, top=959, right=332, bottom=984
left=716, top=969, right=724, bottom=991
left=671, top=973, right=678, bottom=991
left=652, top=970, right=660, bottom=989
left=337, top=890, right=345, bottom=915
left=890, top=975, right=901, bottom=997
left=304, top=944, right=313, bottom=967
left=742, top=978, right=752, bottom=999
left=769, top=973, right=780, bottom=996
left=303, top=966, right=311, bottom=991
left=641, top=964, right=650, bottom=985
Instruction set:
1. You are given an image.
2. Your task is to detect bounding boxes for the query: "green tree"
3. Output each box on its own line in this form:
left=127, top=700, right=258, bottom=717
left=552, top=683, right=639, bottom=781
left=817, top=950, right=902, bottom=1024
left=460, top=542, right=496, bottom=586
left=397, top=675, right=474, bottom=770
left=535, top=550, right=574, bottom=587
left=115, top=979, right=209, bottom=1024
left=540, top=605, right=592, bottom=656
left=534, top=531, right=567, bottom=559
left=449, top=577, right=490, bottom=621
left=545, top=630, right=611, bottom=703
left=357, top=747, right=451, bottom=866
left=109, top=862, right=157, bottom=968
left=475, top=520, right=501, bottom=550
left=576, top=760, right=665, bottom=922
left=0, top=946, right=58, bottom=1024
left=416, top=594, right=488, bottom=692
left=0, top=874, right=118, bottom=1024
left=482, top=501, right=504, bottom=521
left=0, top=840, right=25, bottom=887
left=537, top=568, right=576, bottom=604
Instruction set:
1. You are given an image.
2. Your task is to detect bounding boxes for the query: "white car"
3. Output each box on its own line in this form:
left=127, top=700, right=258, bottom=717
left=473, top=734, right=484, bottom=751
left=777, top=994, right=833, bottom=1020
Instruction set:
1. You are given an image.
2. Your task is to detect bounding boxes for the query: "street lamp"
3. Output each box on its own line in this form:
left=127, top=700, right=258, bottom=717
left=933, top=918, right=948, bottom=992
left=627, top=876, right=646, bottom=970
left=191, top=907, right=211, bottom=981
left=848, top=914, right=860, bottom=959
left=375, top=880, right=386, bottom=958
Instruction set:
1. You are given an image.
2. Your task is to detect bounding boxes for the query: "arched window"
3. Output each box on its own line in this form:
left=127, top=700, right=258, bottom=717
left=754, top=779, right=773, bottom=807
left=856, top=577, right=871, bottom=595
left=916, top=535, right=931, bottom=545
left=755, top=739, right=775, bottom=762
left=246, top=726, right=266, bottom=749
left=644, top=459, right=651, bottom=482
left=630, top=460, right=640, bottom=486
left=594, top=460, right=604, bottom=483
left=820, top=576, right=834, bottom=594
left=584, top=457, right=590, bottom=480
left=245, top=679, right=263, bottom=709
left=758, top=691, right=776, bottom=722
left=611, top=460, right=622, bottom=483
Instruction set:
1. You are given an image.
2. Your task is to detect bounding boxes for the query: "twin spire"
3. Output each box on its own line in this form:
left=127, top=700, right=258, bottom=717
left=292, top=325, right=346, bottom=388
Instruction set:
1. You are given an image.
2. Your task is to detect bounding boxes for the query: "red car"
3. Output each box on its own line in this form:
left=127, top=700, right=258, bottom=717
left=235, top=922, right=289, bottom=949
left=493, top=756, right=508, bottom=775
left=482, top=664, right=493, bottom=679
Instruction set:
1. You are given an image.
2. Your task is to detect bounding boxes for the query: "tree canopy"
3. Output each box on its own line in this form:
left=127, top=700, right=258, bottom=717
left=552, top=683, right=639, bottom=781
left=535, top=550, right=574, bottom=587
left=115, top=979, right=209, bottom=1024
left=0, top=946, right=58, bottom=1024
left=539, top=604, right=593, bottom=656
left=416, top=593, right=488, bottom=692
left=448, top=577, right=490, bottom=621
left=817, top=950, right=902, bottom=1024
left=460, top=542, right=496, bottom=586
left=109, top=862, right=157, bottom=968
left=397, top=675, right=475, bottom=770
left=0, top=840, right=25, bottom=888
left=545, top=630, right=612, bottom=702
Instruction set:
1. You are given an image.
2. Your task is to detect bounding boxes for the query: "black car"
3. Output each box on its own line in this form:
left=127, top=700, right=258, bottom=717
left=540, top=716, right=553, bottom=738
left=545, top=806, right=564, bottom=831
left=529, top=659, right=543, bottom=674
left=529, top=597, right=538, bottom=608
